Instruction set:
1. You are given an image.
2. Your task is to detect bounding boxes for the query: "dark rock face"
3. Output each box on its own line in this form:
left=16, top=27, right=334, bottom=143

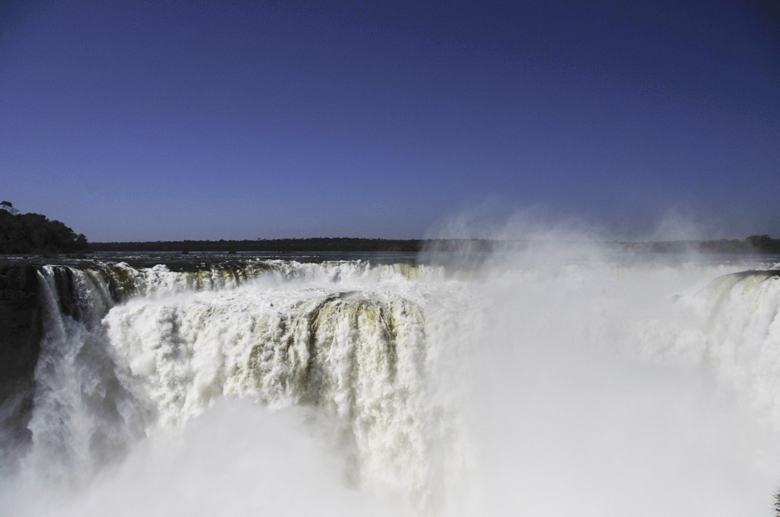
left=0, top=265, right=42, bottom=464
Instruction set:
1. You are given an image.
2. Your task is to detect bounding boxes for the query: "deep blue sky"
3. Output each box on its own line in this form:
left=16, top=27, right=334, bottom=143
left=1, top=0, right=778, bottom=240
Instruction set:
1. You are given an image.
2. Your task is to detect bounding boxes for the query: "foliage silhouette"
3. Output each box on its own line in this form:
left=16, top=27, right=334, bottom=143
left=0, top=211, right=88, bottom=254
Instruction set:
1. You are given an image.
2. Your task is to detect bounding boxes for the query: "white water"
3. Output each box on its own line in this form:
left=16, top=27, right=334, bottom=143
left=2, top=253, right=780, bottom=516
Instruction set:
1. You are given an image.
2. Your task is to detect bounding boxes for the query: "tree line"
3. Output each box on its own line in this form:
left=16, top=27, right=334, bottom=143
left=89, top=238, right=497, bottom=253
left=0, top=211, right=88, bottom=254
left=1, top=208, right=778, bottom=255
left=89, top=236, right=780, bottom=254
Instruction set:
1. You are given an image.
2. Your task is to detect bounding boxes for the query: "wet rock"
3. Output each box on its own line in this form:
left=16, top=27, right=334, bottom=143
left=0, top=264, right=42, bottom=465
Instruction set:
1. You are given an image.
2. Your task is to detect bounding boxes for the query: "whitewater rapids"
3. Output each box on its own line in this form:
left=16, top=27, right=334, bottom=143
left=2, top=252, right=780, bottom=516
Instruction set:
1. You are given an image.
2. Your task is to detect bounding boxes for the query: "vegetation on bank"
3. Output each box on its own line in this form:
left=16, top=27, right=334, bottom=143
left=89, top=235, right=780, bottom=254
left=621, top=235, right=780, bottom=254
left=0, top=210, right=88, bottom=254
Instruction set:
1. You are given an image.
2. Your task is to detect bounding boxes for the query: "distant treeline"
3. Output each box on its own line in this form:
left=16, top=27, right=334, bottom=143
left=0, top=211, right=88, bottom=254
left=621, top=235, right=780, bottom=254
left=89, top=238, right=496, bottom=253
left=89, top=235, right=780, bottom=254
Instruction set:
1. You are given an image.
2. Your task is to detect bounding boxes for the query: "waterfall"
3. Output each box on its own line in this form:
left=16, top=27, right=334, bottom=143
left=3, top=258, right=780, bottom=516
left=644, top=270, right=780, bottom=424
left=25, top=266, right=143, bottom=483
left=104, top=287, right=439, bottom=504
left=18, top=260, right=458, bottom=511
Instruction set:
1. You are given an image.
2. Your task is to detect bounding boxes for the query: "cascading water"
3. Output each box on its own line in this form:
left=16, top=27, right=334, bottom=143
left=2, top=254, right=780, bottom=516
left=101, top=268, right=456, bottom=509
left=25, top=266, right=142, bottom=483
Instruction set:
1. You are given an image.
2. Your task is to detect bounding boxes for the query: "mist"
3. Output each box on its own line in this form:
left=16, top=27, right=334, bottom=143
left=450, top=241, right=779, bottom=516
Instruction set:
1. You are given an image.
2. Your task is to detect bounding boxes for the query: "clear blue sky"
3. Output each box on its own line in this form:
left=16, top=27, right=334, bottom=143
left=1, top=0, right=778, bottom=241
